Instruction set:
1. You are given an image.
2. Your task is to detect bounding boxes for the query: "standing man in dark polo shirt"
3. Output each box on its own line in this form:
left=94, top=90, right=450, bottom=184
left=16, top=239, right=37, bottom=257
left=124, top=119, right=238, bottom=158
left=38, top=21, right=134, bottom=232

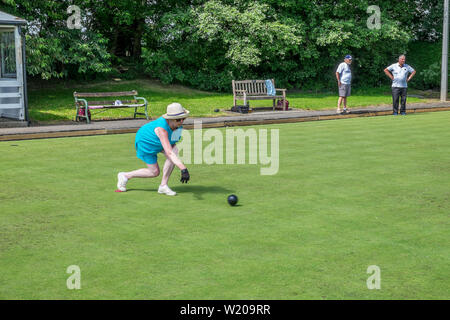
left=384, top=55, right=416, bottom=115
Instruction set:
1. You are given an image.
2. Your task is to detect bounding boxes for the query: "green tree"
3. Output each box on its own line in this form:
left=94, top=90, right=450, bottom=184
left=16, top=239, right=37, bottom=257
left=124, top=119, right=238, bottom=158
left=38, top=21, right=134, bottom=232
left=0, top=0, right=112, bottom=79
left=0, top=0, right=444, bottom=89
left=142, top=0, right=416, bottom=90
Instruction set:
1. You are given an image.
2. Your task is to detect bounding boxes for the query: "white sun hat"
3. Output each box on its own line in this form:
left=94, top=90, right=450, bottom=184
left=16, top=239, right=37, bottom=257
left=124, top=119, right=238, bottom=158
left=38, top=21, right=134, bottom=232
left=162, top=103, right=190, bottom=120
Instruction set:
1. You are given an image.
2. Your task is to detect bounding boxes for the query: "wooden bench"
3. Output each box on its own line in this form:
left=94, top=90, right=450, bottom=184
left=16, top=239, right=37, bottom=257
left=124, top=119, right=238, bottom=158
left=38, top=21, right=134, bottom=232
left=232, top=79, right=287, bottom=110
left=74, top=90, right=148, bottom=124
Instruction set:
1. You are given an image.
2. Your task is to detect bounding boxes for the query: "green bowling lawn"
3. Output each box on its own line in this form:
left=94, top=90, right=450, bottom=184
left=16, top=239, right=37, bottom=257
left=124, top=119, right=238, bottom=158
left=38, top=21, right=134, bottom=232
left=0, top=111, right=449, bottom=299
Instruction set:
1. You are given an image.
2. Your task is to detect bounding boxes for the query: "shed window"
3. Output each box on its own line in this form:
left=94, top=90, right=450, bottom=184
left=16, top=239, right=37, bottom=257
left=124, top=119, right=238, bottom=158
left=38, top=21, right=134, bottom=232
left=1, top=31, right=16, bottom=78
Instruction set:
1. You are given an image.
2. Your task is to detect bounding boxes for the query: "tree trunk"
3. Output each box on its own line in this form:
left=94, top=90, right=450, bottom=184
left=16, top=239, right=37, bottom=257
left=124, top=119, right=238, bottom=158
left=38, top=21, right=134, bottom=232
left=110, top=28, right=119, bottom=56
left=132, top=18, right=145, bottom=60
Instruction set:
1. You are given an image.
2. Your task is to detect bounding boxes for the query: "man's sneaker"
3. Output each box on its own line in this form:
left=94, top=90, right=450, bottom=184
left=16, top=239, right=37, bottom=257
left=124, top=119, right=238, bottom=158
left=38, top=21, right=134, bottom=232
left=117, top=172, right=128, bottom=192
left=158, top=185, right=176, bottom=196
left=336, top=108, right=342, bottom=114
left=401, top=112, right=406, bottom=115
left=393, top=112, right=398, bottom=116
left=343, top=108, right=348, bottom=114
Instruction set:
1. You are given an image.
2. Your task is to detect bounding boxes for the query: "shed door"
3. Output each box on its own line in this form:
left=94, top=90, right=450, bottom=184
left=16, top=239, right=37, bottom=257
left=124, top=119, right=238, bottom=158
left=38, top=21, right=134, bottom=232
left=0, top=27, right=24, bottom=120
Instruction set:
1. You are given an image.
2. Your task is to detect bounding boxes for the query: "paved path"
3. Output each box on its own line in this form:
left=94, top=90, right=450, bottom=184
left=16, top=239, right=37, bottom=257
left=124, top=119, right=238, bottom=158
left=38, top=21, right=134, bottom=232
left=1, top=102, right=450, bottom=141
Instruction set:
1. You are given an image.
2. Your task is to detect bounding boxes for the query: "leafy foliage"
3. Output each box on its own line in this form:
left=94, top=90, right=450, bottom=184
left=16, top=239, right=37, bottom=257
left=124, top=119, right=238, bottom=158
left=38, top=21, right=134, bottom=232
left=1, top=0, right=112, bottom=79
left=407, top=41, right=446, bottom=90
left=142, top=0, right=417, bottom=90
left=0, top=0, right=445, bottom=90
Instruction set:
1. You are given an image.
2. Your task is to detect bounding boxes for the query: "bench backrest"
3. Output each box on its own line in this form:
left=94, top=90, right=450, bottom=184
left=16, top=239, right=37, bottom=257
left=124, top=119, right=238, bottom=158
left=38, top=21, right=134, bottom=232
left=73, top=90, right=139, bottom=106
left=232, top=79, right=274, bottom=96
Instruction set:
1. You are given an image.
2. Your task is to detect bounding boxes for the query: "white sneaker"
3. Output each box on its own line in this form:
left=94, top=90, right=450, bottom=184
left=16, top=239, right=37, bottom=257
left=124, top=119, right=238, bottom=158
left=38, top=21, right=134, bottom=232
left=117, top=172, right=128, bottom=192
left=158, top=185, right=176, bottom=196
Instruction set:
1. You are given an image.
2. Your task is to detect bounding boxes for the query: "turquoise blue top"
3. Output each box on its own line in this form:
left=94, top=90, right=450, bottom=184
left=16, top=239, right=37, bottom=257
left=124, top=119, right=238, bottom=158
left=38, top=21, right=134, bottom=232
left=135, top=117, right=182, bottom=154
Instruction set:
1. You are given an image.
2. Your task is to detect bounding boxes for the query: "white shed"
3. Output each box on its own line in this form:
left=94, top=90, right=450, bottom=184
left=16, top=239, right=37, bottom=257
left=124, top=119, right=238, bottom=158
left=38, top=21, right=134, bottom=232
left=0, top=11, right=28, bottom=125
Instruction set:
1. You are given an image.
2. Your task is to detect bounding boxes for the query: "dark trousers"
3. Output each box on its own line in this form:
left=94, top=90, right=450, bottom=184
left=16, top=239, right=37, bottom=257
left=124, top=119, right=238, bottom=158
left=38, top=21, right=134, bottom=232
left=392, top=87, right=407, bottom=113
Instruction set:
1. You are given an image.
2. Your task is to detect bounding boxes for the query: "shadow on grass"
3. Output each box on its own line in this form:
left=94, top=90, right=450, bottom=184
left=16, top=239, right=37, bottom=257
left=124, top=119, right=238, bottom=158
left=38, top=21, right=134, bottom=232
left=125, top=188, right=159, bottom=193
left=173, top=185, right=234, bottom=200
left=125, top=185, right=234, bottom=201
left=29, top=110, right=72, bottom=122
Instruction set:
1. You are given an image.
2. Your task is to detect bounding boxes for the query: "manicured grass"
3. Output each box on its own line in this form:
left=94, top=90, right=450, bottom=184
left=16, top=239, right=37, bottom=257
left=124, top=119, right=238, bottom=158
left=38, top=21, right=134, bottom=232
left=27, top=79, right=429, bottom=122
left=1, top=111, right=449, bottom=299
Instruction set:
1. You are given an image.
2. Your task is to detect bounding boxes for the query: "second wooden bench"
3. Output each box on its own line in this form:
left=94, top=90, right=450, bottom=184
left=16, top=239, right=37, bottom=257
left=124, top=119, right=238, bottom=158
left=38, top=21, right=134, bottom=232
left=232, top=79, right=287, bottom=110
left=74, top=90, right=149, bottom=123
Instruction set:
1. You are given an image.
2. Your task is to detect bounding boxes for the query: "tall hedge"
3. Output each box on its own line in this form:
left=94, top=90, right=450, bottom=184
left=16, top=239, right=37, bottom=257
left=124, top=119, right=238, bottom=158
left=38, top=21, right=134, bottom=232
left=0, top=0, right=444, bottom=91
left=142, top=0, right=444, bottom=91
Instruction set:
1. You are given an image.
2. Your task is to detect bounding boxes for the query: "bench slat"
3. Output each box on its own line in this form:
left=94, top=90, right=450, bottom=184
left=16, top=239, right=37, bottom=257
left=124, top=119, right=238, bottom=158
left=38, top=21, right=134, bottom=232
left=237, top=96, right=283, bottom=100
left=235, top=92, right=272, bottom=96
left=78, top=100, right=138, bottom=106
left=74, top=91, right=138, bottom=98
left=88, top=104, right=145, bottom=109
left=234, top=80, right=266, bottom=84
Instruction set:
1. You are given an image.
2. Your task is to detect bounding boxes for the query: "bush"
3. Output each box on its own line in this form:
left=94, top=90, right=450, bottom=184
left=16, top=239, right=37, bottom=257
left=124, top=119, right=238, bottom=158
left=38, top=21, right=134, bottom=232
left=407, top=41, right=447, bottom=90
left=141, top=1, right=412, bottom=92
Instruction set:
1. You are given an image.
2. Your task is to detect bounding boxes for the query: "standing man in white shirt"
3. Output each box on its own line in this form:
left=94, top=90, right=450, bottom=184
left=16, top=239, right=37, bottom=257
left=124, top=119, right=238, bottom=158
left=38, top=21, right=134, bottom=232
left=384, top=55, right=416, bottom=115
left=336, top=55, right=353, bottom=114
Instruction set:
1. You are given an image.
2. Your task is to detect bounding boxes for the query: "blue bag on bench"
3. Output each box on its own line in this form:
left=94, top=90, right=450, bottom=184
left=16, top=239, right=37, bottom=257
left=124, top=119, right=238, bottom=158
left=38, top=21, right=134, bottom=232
left=265, top=79, right=276, bottom=96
